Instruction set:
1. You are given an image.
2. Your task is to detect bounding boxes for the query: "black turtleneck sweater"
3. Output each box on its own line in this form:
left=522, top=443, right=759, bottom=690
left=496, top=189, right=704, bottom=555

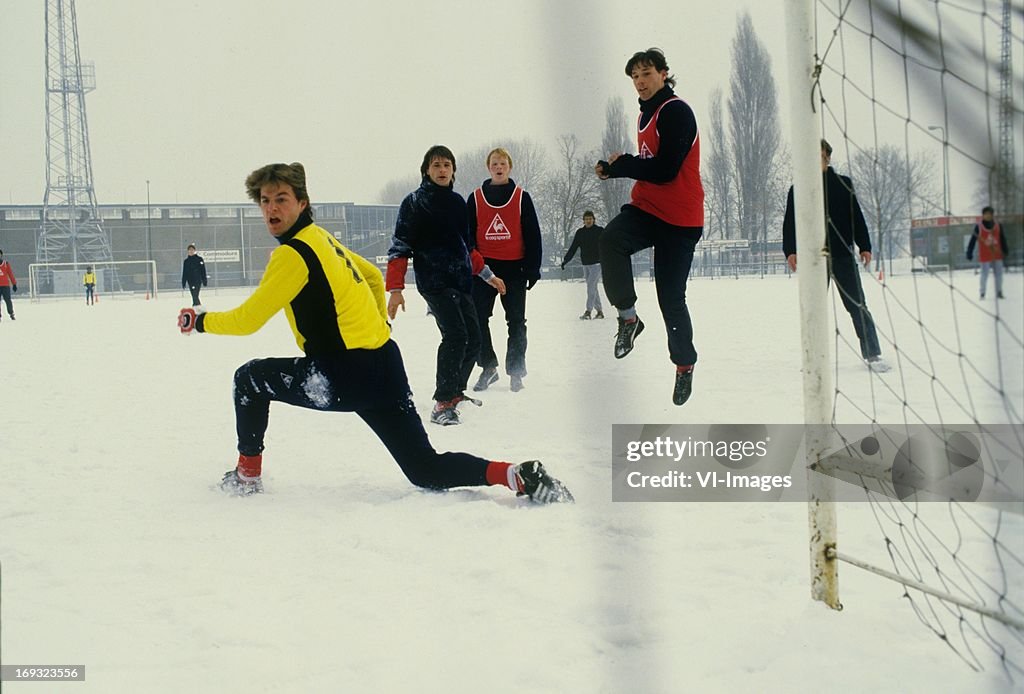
left=276, top=207, right=314, bottom=243
left=782, top=167, right=871, bottom=258
left=605, top=85, right=698, bottom=184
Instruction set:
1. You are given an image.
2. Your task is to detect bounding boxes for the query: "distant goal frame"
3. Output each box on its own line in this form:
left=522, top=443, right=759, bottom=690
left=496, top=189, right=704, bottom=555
left=27, top=260, right=159, bottom=300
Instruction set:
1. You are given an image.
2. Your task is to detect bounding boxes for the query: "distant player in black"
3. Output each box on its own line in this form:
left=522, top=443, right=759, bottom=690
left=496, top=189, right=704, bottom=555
left=782, top=139, right=890, bottom=373
left=181, top=244, right=208, bottom=307
left=561, top=210, right=605, bottom=320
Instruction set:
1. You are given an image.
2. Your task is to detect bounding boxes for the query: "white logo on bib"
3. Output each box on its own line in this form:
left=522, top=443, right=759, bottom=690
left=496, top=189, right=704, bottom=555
left=484, top=213, right=512, bottom=241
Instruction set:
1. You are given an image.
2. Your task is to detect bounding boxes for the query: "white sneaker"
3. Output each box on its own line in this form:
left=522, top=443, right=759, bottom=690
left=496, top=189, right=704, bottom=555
left=866, top=357, right=892, bottom=373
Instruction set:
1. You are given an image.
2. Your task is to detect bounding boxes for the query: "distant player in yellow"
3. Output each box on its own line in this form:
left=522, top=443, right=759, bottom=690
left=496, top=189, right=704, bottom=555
left=176, top=162, right=571, bottom=504
left=83, top=266, right=96, bottom=305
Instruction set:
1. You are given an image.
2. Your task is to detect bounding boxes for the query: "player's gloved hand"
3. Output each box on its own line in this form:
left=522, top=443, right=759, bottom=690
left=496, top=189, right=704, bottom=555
left=526, top=277, right=538, bottom=290
left=11, top=284, right=16, bottom=293
left=178, top=307, right=199, bottom=335
left=559, top=263, right=565, bottom=270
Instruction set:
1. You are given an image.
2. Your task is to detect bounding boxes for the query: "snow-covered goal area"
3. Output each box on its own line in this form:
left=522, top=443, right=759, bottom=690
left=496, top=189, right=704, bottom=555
left=27, top=260, right=158, bottom=299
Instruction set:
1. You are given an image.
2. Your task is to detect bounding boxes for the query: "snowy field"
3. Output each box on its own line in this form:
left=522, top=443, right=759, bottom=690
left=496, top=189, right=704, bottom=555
left=1, top=269, right=1021, bottom=693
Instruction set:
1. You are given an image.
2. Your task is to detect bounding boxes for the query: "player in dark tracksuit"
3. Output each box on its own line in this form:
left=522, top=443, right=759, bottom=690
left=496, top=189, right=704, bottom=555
left=561, top=211, right=605, bottom=319
left=596, top=48, right=705, bottom=406
left=181, top=244, right=208, bottom=306
left=177, top=161, right=570, bottom=504
left=385, top=145, right=507, bottom=426
left=782, top=139, right=888, bottom=371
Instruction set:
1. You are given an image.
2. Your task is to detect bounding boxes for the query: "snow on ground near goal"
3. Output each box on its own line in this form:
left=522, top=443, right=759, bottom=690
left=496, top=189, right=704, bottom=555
left=1, top=272, right=1021, bottom=693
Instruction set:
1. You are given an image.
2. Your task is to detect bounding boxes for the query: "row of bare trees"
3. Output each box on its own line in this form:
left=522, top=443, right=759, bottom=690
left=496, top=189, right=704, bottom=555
left=378, top=10, right=943, bottom=267
left=376, top=99, right=634, bottom=262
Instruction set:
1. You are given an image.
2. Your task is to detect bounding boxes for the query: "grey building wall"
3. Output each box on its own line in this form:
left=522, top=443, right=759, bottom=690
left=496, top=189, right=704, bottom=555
left=0, top=202, right=398, bottom=292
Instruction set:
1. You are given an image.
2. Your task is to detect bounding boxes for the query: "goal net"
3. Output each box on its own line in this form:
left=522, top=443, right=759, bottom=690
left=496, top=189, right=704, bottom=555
left=27, top=260, right=158, bottom=300
left=786, top=0, right=1023, bottom=681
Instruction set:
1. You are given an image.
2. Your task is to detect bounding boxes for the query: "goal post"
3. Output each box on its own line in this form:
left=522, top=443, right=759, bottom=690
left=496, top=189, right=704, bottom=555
left=784, top=0, right=840, bottom=611
left=27, top=260, right=158, bottom=300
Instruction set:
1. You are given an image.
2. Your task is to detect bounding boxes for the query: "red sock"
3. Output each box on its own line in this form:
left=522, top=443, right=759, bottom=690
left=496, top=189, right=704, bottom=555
left=486, top=461, right=521, bottom=491
left=237, top=454, right=262, bottom=479
left=676, top=364, right=694, bottom=374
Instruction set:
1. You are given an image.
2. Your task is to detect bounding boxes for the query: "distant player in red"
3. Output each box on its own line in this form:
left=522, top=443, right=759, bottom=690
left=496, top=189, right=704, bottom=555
left=0, top=249, right=17, bottom=321
left=966, top=206, right=1009, bottom=300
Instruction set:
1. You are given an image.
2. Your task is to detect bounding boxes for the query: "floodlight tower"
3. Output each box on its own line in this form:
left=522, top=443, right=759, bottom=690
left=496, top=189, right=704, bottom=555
left=38, top=0, right=115, bottom=266
left=995, top=0, right=1018, bottom=215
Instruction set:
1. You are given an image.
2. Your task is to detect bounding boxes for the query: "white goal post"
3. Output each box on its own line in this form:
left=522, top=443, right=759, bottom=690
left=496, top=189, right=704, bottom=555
left=27, top=260, right=158, bottom=300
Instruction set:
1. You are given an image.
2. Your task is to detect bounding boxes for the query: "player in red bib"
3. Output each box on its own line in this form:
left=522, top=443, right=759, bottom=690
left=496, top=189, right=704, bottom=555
left=596, top=48, right=704, bottom=406
left=467, top=147, right=543, bottom=393
left=0, top=249, right=17, bottom=321
left=966, top=206, right=1009, bottom=300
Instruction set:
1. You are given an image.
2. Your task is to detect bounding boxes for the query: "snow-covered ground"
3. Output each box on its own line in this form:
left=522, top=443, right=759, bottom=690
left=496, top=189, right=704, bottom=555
left=1, top=269, right=1021, bottom=693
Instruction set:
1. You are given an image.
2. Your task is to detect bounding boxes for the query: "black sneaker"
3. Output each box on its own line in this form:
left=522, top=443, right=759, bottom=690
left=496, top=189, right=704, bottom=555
left=997, top=291, right=1004, bottom=299
left=473, top=367, right=499, bottom=392
left=613, top=316, right=644, bottom=359
left=220, top=468, right=264, bottom=496
left=594, top=311, right=605, bottom=319
left=514, top=461, right=574, bottom=504
left=579, top=311, right=592, bottom=320
left=430, top=400, right=460, bottom=425
left=673, top=368, right=694, bottom=406
left=510, top=375, right=524, bottom=392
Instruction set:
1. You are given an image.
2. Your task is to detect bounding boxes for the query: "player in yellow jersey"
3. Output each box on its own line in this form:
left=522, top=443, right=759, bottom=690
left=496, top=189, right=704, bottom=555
left=177, top=162, right=571, bottom=504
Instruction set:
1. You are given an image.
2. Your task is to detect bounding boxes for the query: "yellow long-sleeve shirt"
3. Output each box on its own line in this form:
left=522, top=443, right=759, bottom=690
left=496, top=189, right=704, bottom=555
left=199, top=221, right=390, bottom=355
left=83, top=272, right=96, bottom=286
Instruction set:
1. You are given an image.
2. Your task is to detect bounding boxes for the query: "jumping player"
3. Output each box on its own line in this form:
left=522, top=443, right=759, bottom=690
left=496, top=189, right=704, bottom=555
left=596, top=48, right=705, bottom=405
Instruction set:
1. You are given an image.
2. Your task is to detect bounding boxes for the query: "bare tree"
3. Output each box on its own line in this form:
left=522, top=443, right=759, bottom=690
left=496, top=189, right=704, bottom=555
left=728, top=12, right=784, bottom=243
left=702, top=87, right=735, bottom=240
left=599, top=97, right=634, bottom=223
left=376, top=174, right=422, bottom=205
left=540, top=133, right=602, bottom=257
left=847, top=145, right=940, bottom=267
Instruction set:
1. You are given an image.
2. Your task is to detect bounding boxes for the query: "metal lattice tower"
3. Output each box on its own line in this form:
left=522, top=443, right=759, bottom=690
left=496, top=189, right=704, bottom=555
left=995, top=0, right=1018, bottom=215
left=38, top=0, right=114, bottom=266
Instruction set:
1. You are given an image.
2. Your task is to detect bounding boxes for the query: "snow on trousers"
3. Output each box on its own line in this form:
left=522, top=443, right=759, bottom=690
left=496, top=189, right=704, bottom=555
left=599, top=205, right=701, bottom=366
left=583, top=263, right=603, bottom=313
left=979, top=259, right=1004, bottom=297
left=232, top=339, right=490, bottom=489
left=421, top=288, right=481, bottom=402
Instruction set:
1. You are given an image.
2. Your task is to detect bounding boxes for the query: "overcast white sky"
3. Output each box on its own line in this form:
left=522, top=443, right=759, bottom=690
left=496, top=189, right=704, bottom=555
left=0, top=1, right=1019, bottom=211
left=0, top=0, right=791, bottom=206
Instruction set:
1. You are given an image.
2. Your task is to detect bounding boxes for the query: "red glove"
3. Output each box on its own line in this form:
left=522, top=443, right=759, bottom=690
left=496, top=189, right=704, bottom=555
left=178, top=308, right=198, bottom=335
